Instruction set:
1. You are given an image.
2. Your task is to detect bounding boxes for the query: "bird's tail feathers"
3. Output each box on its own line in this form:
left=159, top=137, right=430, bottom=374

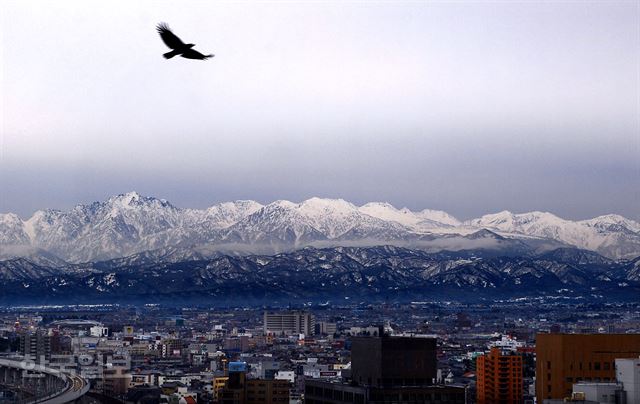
left=203, top=54, right=214, bottom=60
left=163, top=50, right=181, bottom=59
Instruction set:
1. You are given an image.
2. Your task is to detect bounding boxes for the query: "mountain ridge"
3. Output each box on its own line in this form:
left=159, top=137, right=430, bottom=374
left=1, top=192, right=638, bottom=262
left=0, top=245, right=638, bottom=305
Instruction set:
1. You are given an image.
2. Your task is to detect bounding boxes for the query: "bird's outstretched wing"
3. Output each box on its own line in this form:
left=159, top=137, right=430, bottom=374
left=181, top=49, right=214, bottom=60
left=157, top=23, right=185, bottom=50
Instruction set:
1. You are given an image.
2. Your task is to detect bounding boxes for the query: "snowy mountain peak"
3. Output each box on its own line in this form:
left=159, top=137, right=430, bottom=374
left=106, top=191, right=174, bottom=209
left=470, top=210, right=514, bottom=224
left=299, top=197, right=357, bottom=213
left=359, top=202, right=460, bottom=229
left=361, top=202, right=397, bottom=210
left=468, top=210, right=569, bottom=232
left=196, top=200, right=264, bottom=230
left=416, top=209, right=461, bottom=227
left=109, top=191, right=141, bottom=204
left=0, top=194, right=638, bottom=261
left=231, top=200, right=264, bottom=210
left=467, top=210, right=566, bottom=227
left=123, top=191, right=142, bottom=202
left=269, top=200, right=298, bottom=209
left=581, top=214, right=640, bottom=233
left=205, top=200, right=263, bottom=214
left=0, top=212, right=23, bottom=224
left=0, top=213, right=30, bottom=245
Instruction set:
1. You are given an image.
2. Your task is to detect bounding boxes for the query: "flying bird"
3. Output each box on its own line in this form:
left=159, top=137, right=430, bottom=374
left=156, top=23, right=214, bottom=60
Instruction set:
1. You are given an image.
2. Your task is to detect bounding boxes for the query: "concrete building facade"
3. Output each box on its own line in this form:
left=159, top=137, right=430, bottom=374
left=19, top=330, right=51, bottom=362
left=615, top=357, right=640, bottom=403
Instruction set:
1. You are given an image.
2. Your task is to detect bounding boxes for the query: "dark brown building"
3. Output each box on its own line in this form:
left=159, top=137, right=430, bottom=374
left=245, top=379, right=290, bottom=403
left=219, top=361, right=289, bottom=404
left=305, top=334, right=465, bottom=403
left=221, top=379, right=289, bottom=404
left=536, top=333, right=640, bottom=401
left=305, top=379, right=466, bottom=404
left=351, top=335, right=437, bottom=387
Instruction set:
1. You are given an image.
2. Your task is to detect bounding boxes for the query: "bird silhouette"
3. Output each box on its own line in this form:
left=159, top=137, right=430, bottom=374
left=156, top=23, right=214, bottom=60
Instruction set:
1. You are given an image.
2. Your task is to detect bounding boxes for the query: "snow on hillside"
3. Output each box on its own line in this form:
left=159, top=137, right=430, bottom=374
left=0, top=193, right=638, bottom=261
left=467, top=211, right=640, bottom=259
left=359, top=202, right=460, bottom=230
left=0, top=213, right=31, bottom=245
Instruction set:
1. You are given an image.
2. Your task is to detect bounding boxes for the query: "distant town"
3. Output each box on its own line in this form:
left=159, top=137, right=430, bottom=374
left=1, top=300, right=639, bottom=403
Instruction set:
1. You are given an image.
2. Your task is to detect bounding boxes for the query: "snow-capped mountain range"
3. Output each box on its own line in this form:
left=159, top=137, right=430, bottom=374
left=0, top=191, right=638, bottom=263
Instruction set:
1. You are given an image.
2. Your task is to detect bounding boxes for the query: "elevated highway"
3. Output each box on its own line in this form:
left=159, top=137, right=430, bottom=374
left=0, top=358, right=89, bottom=403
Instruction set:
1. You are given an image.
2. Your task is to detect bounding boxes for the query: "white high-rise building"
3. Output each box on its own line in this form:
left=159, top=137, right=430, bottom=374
left=89, top=326, right=109, bottom=337
left=263, top=311, right=315, bottom=336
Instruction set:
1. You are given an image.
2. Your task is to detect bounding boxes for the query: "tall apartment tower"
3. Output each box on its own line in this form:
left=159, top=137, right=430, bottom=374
left=263, top=311, right=315, bottom=336
left=476, top=347, right=523, bottom=404
left=536, top=333, right=640, bottom=401
left=19, top=330, right=51, bottom=362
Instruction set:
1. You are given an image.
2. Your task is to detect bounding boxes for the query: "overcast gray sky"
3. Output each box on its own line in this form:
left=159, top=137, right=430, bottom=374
left=1, top=0, right=638, bottom=220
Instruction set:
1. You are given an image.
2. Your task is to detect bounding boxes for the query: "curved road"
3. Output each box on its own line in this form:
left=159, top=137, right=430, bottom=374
left=0, top=358, right=90, bottom=403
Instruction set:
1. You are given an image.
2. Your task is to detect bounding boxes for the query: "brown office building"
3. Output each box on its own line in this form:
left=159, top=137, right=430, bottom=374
left=536, top=333, right=640, bottom=401
left=476, top=347, right=523, bottom=404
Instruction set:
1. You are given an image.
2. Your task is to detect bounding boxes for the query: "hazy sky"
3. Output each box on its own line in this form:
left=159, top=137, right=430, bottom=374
left=1, top=1, right=638, bottom=220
